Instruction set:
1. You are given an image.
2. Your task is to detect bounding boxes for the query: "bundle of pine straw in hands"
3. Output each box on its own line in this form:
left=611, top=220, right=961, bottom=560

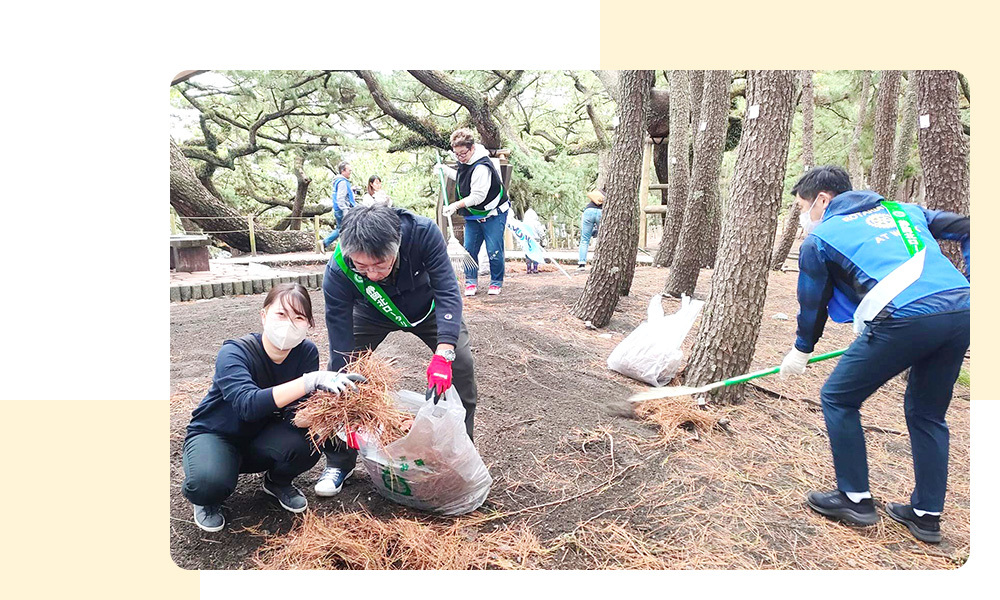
left=293, top=351, right=413, bottom=451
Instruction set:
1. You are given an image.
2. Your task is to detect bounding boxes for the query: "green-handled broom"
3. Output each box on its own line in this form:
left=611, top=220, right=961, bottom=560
left=435, top=155, right=477, bottom=276
left=626, top=348, right=848, bottom=404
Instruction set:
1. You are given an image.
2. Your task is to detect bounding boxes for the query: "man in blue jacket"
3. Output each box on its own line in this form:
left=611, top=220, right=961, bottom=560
left=322, top=161, right=356, bottom=250
left=779, top=166, right=970, bottom=544
left=314, top=204, right=479, bottom=497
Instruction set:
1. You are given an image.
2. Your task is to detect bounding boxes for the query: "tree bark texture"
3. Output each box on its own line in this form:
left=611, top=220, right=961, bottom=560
left=848, top=71, right=872, bottom=188
left=686, top=70, right=798, bottom=404
left=771, top=70, right=813, bottom=270
left=170, top=139, right=315, bottom=253
left=654, top=71, right=691, bottom=268
left=916, top=70, right=970, bottom=271
left=868, top=70, right=901, bottom=196
left=571, top=70, right=654, bottom=327
left=665, top=70, right=730, bottom=296
left=891, top=71, right=919, bottom=200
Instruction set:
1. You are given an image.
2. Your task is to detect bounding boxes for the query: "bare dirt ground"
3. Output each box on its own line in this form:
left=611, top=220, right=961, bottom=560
left=170, top=260, right=970, bottom=570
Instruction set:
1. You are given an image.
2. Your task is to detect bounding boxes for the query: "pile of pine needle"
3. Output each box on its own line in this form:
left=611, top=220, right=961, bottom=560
left=253, top=509, right=546, bottom=570
left=293, top=351, right=412, bottom=451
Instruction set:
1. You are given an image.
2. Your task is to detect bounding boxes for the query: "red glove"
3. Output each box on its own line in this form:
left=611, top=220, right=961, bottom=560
left=345, top=428, right=360, bottom=450
left=426, top=354, right=453, bottom=395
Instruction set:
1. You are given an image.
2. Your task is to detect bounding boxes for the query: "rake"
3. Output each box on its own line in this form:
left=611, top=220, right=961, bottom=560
left=626, top=348, right=847, bottom=403
left=435, top=155, right=477, bottom=275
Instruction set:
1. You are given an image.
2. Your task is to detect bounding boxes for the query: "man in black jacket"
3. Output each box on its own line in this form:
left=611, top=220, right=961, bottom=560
left=313, top=204, right=479, bottom=497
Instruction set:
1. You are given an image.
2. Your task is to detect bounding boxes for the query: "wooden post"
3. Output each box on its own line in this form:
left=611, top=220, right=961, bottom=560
left=314, top=215, right=322, bottom=253
left=548, top=220, right=556, bottom=249
left=247, top=215, right=257, bottom=256
left=637, top=138, right=653, bottom=250
left=504, top=226, right=513, bottom=251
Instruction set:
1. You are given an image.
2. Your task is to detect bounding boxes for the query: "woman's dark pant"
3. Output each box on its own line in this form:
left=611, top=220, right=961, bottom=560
left=182, top=420, right=321, bottom=507
left=323, top=312, right=478, bottom=471
left=819, top=309, right=969, bottom=513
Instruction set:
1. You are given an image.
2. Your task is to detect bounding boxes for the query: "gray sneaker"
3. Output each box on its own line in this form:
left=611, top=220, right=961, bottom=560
left=193, top=504, right=224, bottom=532
left=262, top=475, right=308, bottom=513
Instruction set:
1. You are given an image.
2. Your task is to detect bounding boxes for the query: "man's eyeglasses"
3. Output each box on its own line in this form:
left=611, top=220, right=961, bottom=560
left=452, top=145, right=473, bottom=160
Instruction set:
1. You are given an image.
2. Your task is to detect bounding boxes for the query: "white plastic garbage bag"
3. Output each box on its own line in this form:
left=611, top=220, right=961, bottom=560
left=607, top=294, right=705, bottom=386
left=356, top=388, right=493, bottom=516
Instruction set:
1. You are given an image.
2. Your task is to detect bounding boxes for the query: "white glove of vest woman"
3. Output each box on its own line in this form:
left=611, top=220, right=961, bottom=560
left=302, top=371, right=367, bottom=395
left=442, top=202, right=461, bottom=218
left=779, top=348, right=812, bottom=378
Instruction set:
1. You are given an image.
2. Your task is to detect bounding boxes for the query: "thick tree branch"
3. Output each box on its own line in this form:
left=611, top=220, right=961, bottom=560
left=357, top=70, right=451, bottom=149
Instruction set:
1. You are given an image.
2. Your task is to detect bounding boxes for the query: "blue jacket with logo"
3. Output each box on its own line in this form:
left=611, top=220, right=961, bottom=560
left=323, top=208, right=463, bottom=371
left=795, top=190, right=970, bottom=353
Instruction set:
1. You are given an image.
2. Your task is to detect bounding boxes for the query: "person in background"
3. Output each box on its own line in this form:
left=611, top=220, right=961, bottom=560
left=577, top=189, right=604, bottom=272
left=181, top=283, right=364, bottom=532
left=521, top=204, right=546, bottom=274
left=779, top=165, right=970, bottom=544
left=360, top=175, right=393, bottom=207
left=314, top=204, right=480, bottom=497
left=434, top=128, right=511, bottom=296
left=323, top=161, right=356, bottom=250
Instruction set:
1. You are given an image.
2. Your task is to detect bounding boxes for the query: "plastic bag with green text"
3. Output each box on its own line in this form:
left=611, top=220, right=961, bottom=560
left=356, top=388, right=492, bottom=516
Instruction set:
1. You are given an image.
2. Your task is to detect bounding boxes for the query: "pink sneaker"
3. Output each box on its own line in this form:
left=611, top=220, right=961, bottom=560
left=487, top=285, right=501, bottom=295
left=464, top=284, right=477, bottom=296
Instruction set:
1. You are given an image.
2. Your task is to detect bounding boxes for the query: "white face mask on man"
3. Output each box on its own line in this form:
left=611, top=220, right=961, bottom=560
left=263, top=316, right=308, bottom=350
left=799, top=197, right=822, bottom=235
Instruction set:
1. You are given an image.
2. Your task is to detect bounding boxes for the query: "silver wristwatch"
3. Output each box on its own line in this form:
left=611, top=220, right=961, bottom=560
left=437, top=348, right=456, bottom=362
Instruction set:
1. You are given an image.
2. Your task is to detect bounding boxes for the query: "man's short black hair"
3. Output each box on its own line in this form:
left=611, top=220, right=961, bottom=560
left=339, top=204, right=402, bottom=260
left=791, top=165, right=852, bottom=201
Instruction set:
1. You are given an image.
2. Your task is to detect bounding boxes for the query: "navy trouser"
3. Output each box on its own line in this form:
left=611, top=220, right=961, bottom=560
left=463, top=211, right=508, bottom=287
left=182, top=420, right=321, bottom=506
left=820, top=309, right=969, bottom=513
left=322, top=311, right=478, bottom=471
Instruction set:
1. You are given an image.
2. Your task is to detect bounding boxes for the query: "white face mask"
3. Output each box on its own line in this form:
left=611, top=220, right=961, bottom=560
left=263, top=316, right=308, bottom=350
left=799, top=197, right=822, bottom=235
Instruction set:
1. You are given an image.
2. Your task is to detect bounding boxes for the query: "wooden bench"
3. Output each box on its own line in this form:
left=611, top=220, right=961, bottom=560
left=170, top=234, right=211, bottom=272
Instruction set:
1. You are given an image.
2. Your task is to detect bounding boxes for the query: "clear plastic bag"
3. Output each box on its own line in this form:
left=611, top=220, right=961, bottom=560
left=356, top=388, right=493, bottom=516
left=607, top=294, right=705, bottom=386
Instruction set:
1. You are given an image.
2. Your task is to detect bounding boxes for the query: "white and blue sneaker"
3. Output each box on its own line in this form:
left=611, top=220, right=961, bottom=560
left=314, top=467, right=354, bottom=497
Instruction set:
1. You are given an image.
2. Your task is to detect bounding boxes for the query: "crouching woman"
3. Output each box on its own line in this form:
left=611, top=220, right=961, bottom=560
left=181, top=282, right=362, bottom=532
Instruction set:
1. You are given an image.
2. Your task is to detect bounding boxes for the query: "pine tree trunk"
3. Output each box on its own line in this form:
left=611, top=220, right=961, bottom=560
left=571, top=70, right=654, bottom=326
left=916, top=70, right=970, bottom=271
left=848, top=71, right=872, bottom=188
left=664, top=70, right=730, bottom=297
left=868, top=70, right=902, bottom=196
left=686, top=70, right=798, bottom=404
left=891, top=71, right=919, bottom=199
left=654, top=70, right=691, bottom=268
left=771, top=71, right=813, bottom=270
left=170, top=139, right=315, bottom=253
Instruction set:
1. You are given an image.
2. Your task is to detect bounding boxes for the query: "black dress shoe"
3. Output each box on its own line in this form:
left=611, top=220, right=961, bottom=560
left=885, top=502, right=942, bottom=544
left=806, top=489, right=879, bottom=526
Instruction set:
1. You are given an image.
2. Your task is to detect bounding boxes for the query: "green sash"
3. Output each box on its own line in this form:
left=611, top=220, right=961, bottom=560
left=332, top=244, right=434, bottom=328
left=458, top=182, right=505, bottom=217
left=881, top=200, right=925, bottom=255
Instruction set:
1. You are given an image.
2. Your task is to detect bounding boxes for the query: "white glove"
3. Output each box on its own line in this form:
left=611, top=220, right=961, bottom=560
left=432, top=163, right=445, bottom=176
left=303, top=371, right=367, bottom=394
left=442, top=203, right=460, bottom=218
left=779, top=348, right=812, bottom=378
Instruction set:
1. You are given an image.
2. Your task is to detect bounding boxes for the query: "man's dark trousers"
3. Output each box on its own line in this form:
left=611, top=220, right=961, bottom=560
left=820, top=309, right=969, bottom=513
left=323, top=309, right=478, bottom=470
